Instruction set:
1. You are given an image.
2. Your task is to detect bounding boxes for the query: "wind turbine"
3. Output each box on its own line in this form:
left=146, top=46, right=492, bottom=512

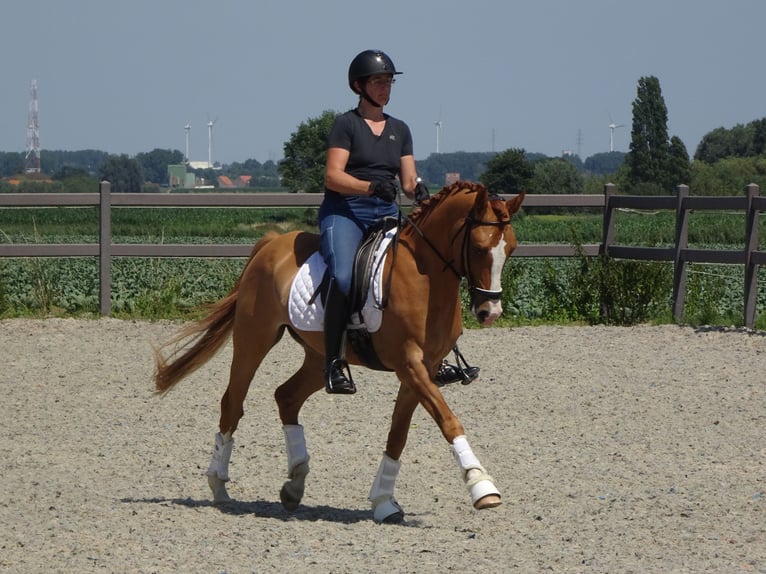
left=207, top=117, right=218, bottom=168
left=608, top=117, right=625, bottom=152
left=434, top=107, right=444, bottom=154
left=184, top=123, right=191, bottom=163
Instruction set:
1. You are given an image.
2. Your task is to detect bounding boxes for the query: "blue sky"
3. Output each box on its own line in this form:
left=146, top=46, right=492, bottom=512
left=1, top=0, right=763, bottom=165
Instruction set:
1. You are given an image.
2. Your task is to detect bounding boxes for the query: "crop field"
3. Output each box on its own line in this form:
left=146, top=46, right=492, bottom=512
left=0, top=205, right=764, bottom=328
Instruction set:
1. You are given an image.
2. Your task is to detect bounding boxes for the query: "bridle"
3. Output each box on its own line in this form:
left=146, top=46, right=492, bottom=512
left=401, top=209, right=511, bottom=303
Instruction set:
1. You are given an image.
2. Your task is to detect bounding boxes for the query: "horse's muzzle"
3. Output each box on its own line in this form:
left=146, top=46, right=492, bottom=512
left=473, top=299, right=502, bottom=326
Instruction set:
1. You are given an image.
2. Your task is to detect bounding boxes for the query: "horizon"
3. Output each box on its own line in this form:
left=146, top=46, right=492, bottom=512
left=1, top=1, right=763, bottom=165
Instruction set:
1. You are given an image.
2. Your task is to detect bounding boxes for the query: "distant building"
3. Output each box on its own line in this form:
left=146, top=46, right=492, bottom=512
left=217, top=175, right=252, bottom=188
left=445, top=172, right=461, bottom=185
left=168, top=164, right=196, bottom=188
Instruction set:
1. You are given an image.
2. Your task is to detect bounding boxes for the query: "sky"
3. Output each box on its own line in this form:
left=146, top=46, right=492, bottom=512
left=1, top=0, right=764, bottom=166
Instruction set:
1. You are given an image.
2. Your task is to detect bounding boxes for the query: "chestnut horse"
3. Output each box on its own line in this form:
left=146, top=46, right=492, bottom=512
left=153, top=181, right=524, bottom=523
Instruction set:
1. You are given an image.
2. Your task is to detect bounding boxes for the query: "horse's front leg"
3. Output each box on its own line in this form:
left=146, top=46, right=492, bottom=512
left=451, top=435, right=501, bottom=509
left=396, top=359, right=501, bottom=511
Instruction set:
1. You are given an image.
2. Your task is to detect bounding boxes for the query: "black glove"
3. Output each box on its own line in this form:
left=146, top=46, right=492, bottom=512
left=414, top=181, right=430, bottom=204
left=369, top=180, right=398, bottom=202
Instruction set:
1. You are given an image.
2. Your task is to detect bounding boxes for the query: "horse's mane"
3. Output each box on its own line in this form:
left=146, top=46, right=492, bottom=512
left=408, top=180, right=489, bottom=225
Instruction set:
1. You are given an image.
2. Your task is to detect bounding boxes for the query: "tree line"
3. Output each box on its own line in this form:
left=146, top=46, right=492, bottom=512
left=2, top=74, right=766, bottom=196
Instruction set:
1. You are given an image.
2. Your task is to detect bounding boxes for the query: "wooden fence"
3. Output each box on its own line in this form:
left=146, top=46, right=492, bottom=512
left=0, top=182, right=763, bottom=327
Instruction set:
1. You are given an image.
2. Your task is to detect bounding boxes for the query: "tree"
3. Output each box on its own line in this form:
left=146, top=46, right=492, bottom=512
left=279, top=110, right=338, bottom=193
left=667, top=135, right=691, bottom=187
left=416, top=152, right=497, bottom=186
left=136, top=148, right=184, bottom=184
left=530, top=158, right=584, bottom=195
left=99, top=154, right=143, bottom=193
left=478, top=148, right=533, bottom=194
left=583, top=151, right=626, bottom=175
left=694, top=118, right=766, bottom=163
left=0, top=152, right=24, bottom=177
left=624, top=76, right=688, bottom=193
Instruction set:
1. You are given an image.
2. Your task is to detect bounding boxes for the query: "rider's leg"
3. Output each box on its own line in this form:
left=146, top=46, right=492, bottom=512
left=323, top=277, right=355, bottom=394
left=319, top=213, right=364, bottom=395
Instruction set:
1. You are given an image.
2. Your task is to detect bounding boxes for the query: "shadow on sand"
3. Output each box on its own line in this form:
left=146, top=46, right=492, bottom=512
left=120, top=496, right=423, bottom=526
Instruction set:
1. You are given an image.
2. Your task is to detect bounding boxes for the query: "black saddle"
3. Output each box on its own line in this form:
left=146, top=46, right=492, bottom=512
left=311, top=215, right=400, bottom=371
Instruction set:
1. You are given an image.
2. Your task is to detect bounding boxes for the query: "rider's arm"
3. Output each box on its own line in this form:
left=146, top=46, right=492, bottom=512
left=399, top=155, right=418, bottom=198
left=324, top=147, right=373, bottom=196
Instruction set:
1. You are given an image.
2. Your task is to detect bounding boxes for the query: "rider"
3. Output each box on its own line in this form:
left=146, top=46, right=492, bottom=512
left=319, top=49, right=479, bottom=394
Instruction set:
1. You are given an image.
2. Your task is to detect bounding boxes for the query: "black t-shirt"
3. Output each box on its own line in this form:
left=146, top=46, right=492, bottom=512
left=325, top=109, right=413, bottom=193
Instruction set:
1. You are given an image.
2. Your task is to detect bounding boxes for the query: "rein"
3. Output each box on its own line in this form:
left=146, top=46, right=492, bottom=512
left=400, top=209, right=510, bottom=302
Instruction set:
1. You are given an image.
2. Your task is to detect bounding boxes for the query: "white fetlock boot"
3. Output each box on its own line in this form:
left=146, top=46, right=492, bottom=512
left=280, top=424, right=310, bottom=512
left=451, top=435, right=501, bottom=509
left=206, top=431, right=234, bottom=503
left=368, top=453, right=404, bottom=523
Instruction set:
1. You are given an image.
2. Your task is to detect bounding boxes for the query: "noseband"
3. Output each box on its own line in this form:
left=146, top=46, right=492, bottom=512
left=403, top=211, right=511, bottom=303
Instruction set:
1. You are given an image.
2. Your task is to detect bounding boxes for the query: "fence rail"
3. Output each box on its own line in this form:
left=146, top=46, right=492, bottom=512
left=0, top=182, right=763, bottom=327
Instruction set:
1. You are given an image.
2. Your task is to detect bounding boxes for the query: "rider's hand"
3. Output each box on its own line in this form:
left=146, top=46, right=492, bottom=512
left=414, top=180, right=430, bottom=204
left=369, top=180, right=398, bottom=202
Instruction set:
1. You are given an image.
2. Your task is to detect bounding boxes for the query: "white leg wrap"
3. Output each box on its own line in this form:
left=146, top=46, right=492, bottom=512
left=280, top=425, right=310, bottom=511
left=451, top=435, right=481, bottom=472
left=206, top=431, right=234, bottom=481
left=368, top=454, right=403, bottom=523
left=451, top=435, right=501, bottom=507
left=283, top=424, right=309, bottom=476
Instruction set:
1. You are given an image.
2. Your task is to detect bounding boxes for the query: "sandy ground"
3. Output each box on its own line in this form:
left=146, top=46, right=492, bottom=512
left=0, top=318, right=764, bottom=573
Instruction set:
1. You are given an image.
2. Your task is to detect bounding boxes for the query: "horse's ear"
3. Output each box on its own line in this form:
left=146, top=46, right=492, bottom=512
left=506, top=191, right=525, bottom=216
left=473, top=184, right=489, bottom=215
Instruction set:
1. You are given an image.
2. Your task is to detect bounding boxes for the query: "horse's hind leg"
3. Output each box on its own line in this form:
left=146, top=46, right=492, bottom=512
left=366, top=384, right=420, bottom=523
left=207, top=321, right=284, bottom=504
left=274, top=347, right=324, bottom=512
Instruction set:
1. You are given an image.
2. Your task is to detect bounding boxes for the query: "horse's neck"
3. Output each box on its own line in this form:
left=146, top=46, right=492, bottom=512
left=401, top=221, right=462, bottom=288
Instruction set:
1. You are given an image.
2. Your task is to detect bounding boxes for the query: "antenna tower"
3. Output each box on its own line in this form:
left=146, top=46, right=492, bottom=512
left=24, top=80, right=41, bottom=174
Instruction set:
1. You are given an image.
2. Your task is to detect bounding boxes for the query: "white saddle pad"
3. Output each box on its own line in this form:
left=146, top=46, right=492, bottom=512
left=288, top=229, right=396, bottom=332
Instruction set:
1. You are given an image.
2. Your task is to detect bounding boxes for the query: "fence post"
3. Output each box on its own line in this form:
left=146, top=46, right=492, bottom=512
left=743, top=183, right=760, bottom=329
left=99, top=181, right=112, bottom=316
left=671, top=184, right=689, bottom=323
left=600, top=183, right=617, bottom=255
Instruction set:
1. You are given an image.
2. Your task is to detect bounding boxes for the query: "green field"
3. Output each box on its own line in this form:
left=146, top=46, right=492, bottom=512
left=0, top=206, right=763, bottom=328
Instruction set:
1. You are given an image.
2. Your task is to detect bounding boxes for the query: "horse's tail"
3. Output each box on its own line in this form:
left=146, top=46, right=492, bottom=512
left=152, top=234, right=277, bottom=394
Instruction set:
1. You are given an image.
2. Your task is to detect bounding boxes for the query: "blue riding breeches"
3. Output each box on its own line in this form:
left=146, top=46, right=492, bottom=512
left=318, top=194, right=397, bottom=296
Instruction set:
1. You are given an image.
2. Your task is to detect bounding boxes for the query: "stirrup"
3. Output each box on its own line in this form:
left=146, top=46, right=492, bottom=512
left=434, top=347, right=480, bottom=387
left=326, top=359, right=356, bottom=395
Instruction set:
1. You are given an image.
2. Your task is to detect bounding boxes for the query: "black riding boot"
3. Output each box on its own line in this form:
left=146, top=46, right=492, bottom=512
left=324, top=279, right=356, bottom=394
left=434, top=345, right=480, bottom=387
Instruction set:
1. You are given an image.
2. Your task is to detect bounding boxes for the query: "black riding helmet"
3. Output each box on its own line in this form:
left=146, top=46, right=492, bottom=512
left=348, top=50, right=402, bottom=107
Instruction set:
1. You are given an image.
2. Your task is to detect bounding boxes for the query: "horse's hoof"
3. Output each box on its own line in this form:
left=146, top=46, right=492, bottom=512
left=380, top=510, right=404, bottom=524
left=208, top=474, right=231, bottom=504
left=280, top=484, right=301, bottom=512
left=372, top=497, right=404, bottom=524
left=474, top=493, right=502, bottom=509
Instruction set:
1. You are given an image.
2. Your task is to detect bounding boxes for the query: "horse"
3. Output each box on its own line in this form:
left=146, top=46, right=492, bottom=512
left=153, top=181, right=525, bottom=523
